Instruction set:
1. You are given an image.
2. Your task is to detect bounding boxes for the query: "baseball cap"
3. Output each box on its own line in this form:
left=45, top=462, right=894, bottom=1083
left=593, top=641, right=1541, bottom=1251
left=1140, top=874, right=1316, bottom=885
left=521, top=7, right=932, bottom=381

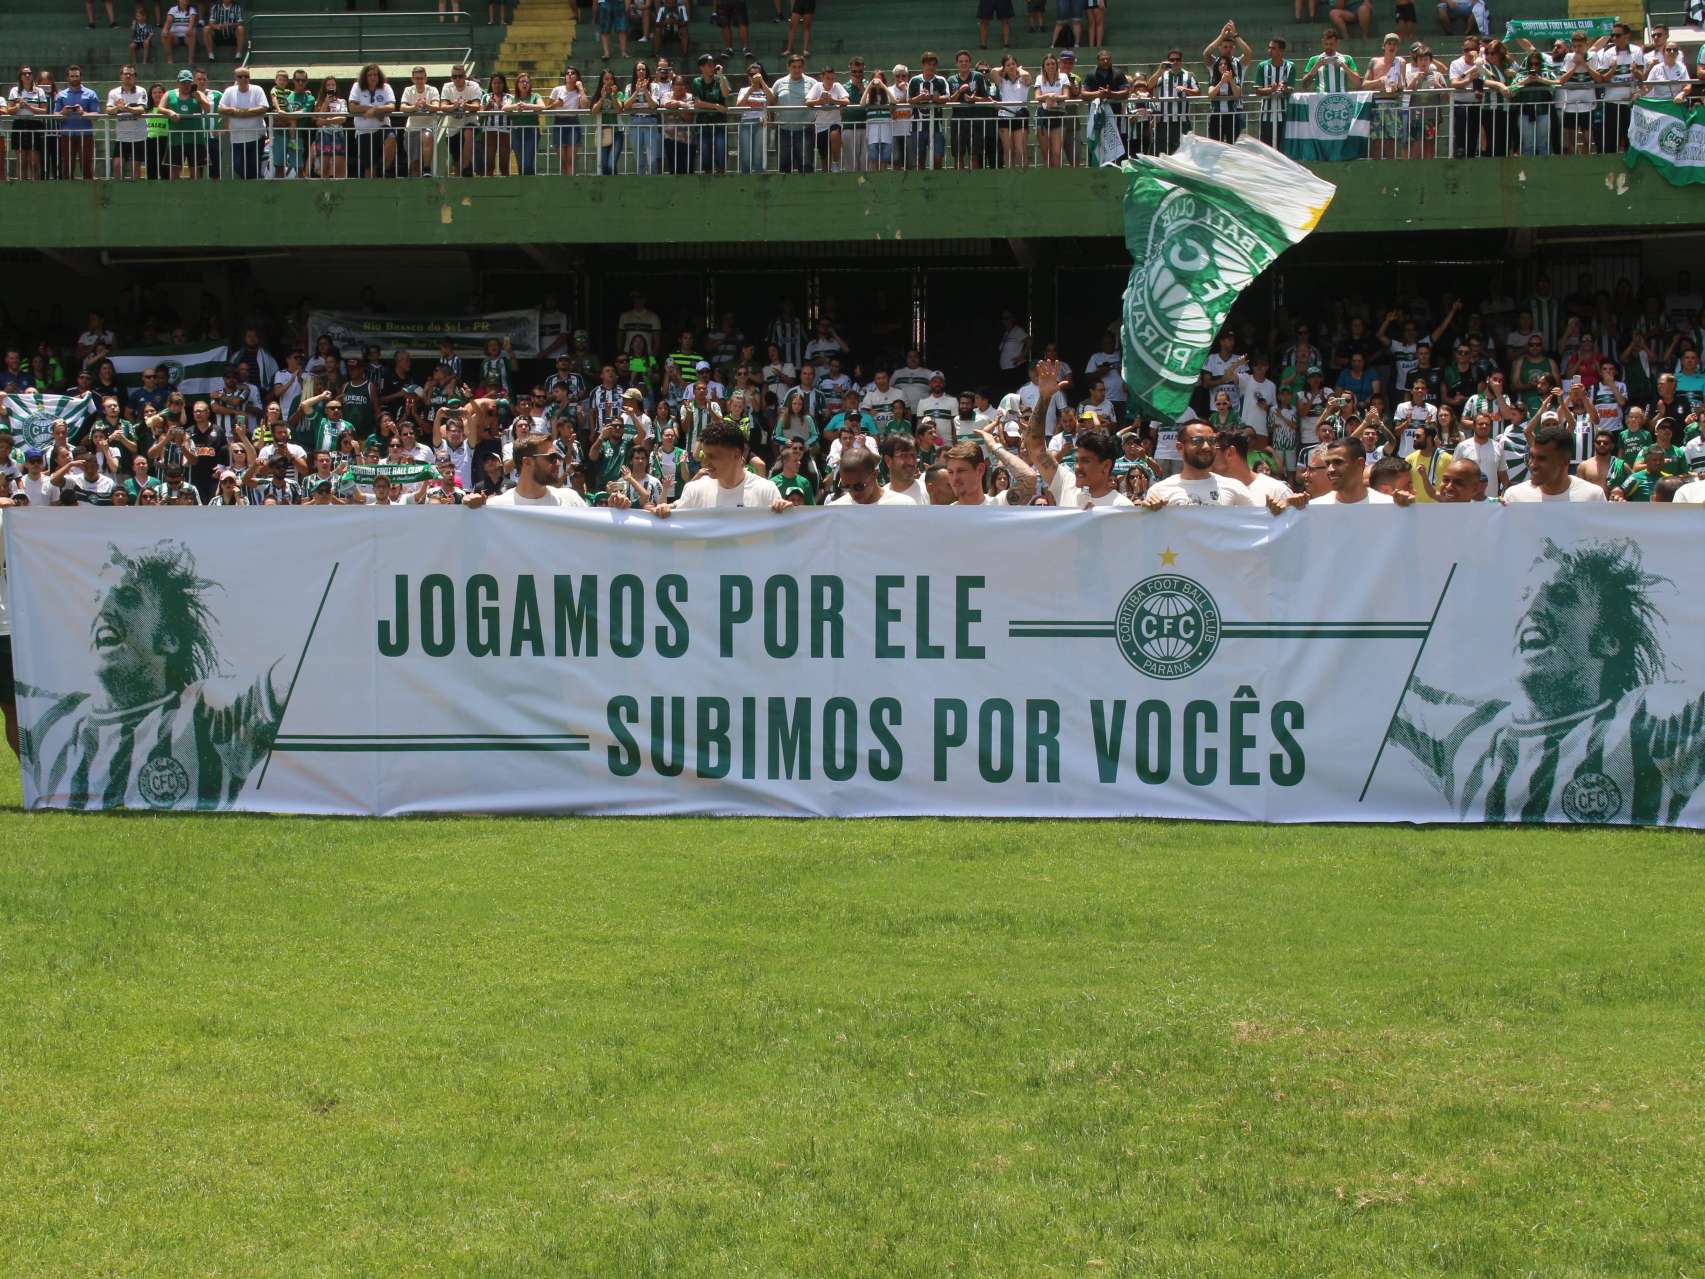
left=695, top=360, right=711, bottom=373
left=364, top=433, right=383, bottom=448
left=573, top=329, right=589, bottom=341
left=698, top=52, right=714, bottom=65
left=622, top=387, right=645, bottom=403
left=1060, top=49, right=1077, bottom=61
left=177, top=69, right=194, bottom=82
left=1539, top=411, right=1560, bottom=424
left=1079, top=410, right=1099, bottom=423
left=307, top=476, right=331, bottom=494
left=22, top=446, right=42, bottom=462
left=1306, top=364, right=1323, bottom=376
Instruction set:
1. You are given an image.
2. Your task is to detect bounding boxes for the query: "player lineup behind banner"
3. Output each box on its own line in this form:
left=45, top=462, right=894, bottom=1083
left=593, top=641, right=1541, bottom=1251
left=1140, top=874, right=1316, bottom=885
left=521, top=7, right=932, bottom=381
left=6, top=508, right=1702, bottom=825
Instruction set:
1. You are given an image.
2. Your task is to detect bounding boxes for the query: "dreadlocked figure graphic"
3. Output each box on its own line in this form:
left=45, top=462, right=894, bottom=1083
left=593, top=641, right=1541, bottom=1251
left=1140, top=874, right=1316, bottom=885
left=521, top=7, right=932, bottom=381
left=1393, top=538, right=1705, bottom=824
left=19, top=541, right=286, bottom=810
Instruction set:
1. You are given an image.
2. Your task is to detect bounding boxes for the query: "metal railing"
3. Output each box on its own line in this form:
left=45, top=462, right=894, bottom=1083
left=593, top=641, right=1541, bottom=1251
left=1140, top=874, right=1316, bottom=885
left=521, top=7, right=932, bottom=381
left=0, top=93, right=1691, bottom=182
left=242, top=11, right=475, bottom=74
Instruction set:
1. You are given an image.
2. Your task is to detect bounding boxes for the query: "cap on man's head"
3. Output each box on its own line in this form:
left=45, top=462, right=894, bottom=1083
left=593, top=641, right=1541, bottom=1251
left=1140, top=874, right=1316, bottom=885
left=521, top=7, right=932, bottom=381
left=23, top=446, right=42, bottom=462
left=622, top=387, right=645, bottom=403
left=698, top=53, right=714, bottom=65
left=695, top=360, right=711, bottom=373
left=177, top=69, right=194, bottom=82
left=573, top=329, right=589, bottom=341
left=1060, top=49, right=1076, bottom=61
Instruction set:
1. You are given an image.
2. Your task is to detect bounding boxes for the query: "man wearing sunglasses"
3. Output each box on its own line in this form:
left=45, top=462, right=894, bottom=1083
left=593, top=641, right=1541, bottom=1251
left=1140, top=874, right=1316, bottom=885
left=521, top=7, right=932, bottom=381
left=1149, top=49, right=1198, bottom=154
left=826, top=446, right=908, bottom=505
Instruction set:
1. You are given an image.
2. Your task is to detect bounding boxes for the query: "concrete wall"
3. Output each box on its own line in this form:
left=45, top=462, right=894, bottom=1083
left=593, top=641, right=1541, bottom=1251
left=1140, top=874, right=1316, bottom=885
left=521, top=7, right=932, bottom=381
left=5, top=157, right=1691, bottom=249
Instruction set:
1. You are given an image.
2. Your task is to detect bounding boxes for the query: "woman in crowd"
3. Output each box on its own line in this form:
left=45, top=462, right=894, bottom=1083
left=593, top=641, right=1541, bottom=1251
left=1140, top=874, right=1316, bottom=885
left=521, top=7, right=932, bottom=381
left=508, top=70, right=545, bottom=176
left=548, top=67, right=589, bottom=175
left=481, top=70, right=512, bottom=176
left=995, top=54, right=1031, bottom=170
left=591, top=68, right=624, bottom=174
left=622, top=61, right=661, bottom=175
left=313, top=74, right=349, bottom=179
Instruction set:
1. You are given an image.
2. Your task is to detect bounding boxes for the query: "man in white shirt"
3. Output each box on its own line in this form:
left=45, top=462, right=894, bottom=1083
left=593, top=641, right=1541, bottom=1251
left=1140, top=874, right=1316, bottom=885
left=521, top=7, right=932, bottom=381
left=657, top=421, right=789, bottom=513
left=943, top=433, right=1036, bottom=505
left=859, top=371, right=907, bottom=434
left=1503, top=422, right=1608, bottom=502
left=1213, top=428, right=1291, bottom=506
left=827, top=447, right=911, bottom=505
left=1452, top=411, right=1508, bottom=497
left=105, top=64, right=149, bottom=179
left=1050, top=428, right=1135, bottom=508
left=1083, top=332, right=1125, bottom=417
left=441, top=65, right=485, bottom=176
left=889, top=349, right=938, bottom=410
left=1304, top=435, right=1396, bottom=504
left=998, top=311, right=1029, bottom=376
left=1235, top=354, right=1277, bottom=432
left=914, top=372, right=957, bottom=435
left=218, top=65, right=269, bottom=178
left=879, top=432, right=929, bottom=504
left=1673, top=478, right=1705, bottom=504
left=15, top=448, right=59, bottom=505
left=1594, top=22, right=1646, bottom=153
left=399, top=65, right=440, bottom=176
left=1145, top=422, right=1256, bottom=507
left=469, top=435, right=606, bottom=508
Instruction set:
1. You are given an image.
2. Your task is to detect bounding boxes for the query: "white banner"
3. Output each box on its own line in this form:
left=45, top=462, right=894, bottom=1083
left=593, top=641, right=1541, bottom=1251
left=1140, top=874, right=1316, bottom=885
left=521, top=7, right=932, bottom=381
left=308, top=309, right=542, bottom=360
left=7, top=508, right=1703, bottom=825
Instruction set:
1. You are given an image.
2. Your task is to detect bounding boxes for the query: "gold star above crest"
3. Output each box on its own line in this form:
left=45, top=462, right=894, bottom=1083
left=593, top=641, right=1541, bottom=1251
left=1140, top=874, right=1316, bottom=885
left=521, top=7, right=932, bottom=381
left=1158, top=548, right=1178, bottom=567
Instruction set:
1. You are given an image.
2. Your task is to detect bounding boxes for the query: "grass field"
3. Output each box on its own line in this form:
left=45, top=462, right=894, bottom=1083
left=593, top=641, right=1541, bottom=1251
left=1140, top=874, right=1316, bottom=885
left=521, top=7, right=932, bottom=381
left=2, top=759, right=1703, bottom=1277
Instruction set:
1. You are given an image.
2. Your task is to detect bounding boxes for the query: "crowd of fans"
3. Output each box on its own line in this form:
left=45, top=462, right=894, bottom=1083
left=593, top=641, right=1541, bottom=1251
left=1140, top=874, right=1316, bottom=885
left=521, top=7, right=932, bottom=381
left=7, top=16, right=1703, bottom=178
left=4, top=267, right=1705, bottom=513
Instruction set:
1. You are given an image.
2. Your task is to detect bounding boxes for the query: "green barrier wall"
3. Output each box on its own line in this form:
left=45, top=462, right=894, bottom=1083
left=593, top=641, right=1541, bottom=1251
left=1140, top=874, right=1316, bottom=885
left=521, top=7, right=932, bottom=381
left=2, top=158, right=1689, bottom=248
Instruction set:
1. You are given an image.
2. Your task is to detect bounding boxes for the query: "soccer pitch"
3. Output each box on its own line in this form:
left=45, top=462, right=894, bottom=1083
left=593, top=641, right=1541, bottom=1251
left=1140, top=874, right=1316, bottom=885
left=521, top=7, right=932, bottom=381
left=3, top=763, right=1703, bottom=1276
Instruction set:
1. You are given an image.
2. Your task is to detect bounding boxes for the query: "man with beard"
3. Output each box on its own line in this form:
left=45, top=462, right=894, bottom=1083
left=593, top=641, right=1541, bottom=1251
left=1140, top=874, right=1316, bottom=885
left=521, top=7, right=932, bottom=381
left=1144, top=421, right=1255, bottom=507
left=1391, top=538, right=1705, bottom=824
left=18, top=542, right=287, bottom=810
left=879, top=432, right=928, bottom=504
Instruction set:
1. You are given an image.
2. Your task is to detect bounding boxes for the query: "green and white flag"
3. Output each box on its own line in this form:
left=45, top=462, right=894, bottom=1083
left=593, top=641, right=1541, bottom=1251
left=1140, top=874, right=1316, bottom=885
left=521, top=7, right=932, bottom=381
left=1089, top=100, right=1126, bottom=167
left=1504, top=16, right=1617, bottom=42
left=109, top=343, right=230, bottom=395
left=1121, top=135, right=1336, bottom=423
left=1626, top=100, right=1705, bottom=187
left=1283, top=92, right=1373, bottom=161
left=2, top=390, right=99, bottom=449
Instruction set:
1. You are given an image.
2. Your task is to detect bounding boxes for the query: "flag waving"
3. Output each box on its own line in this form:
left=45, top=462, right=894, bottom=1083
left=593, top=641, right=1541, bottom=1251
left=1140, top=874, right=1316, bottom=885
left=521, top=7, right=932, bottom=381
left=2, top=390, right=100, bottom=450
left=1625, top=100, right=1705, bottom=187
left=108, top=344, right=230, bottom=396
left=1120, top=135, right=1335, bottom=424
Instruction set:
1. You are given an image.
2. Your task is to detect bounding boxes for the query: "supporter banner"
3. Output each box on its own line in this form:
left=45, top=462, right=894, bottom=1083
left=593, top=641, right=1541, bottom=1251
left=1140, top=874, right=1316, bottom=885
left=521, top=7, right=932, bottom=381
left=1089, top=100, right=1126, bottom=166
left=10, top=508, right=1703, bottom=825
left=346, top=462, right=437, bottom=485
left=2, top=391, right=99, bottom=448
left=308, top=309, right=542, bottom=360
left=109, top=344, right=230, bottom=395
left=1120, top=136, right=1335, bottom=423
left=1283, top=92, right=1373, bottom=161
left=1504, top=16, right=1617, bottom=42
left=1625, top=100, right=1705, bottom=187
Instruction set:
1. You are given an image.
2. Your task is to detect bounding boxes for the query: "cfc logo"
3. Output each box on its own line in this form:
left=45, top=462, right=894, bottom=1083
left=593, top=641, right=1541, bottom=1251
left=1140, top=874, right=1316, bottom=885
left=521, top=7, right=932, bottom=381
left=1114, top=574, right=1222, bottom=680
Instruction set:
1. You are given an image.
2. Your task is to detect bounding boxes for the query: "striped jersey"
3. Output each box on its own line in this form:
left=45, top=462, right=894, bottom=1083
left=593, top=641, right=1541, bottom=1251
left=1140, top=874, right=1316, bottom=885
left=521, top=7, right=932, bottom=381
left=1393, top=681, right=1704, bottom=824
left=1254, top=59, right=1294, bottom=120
left=1150, top=67, right=1197, bottom=118
left=767, top=315, right=805, bottom=367
left=19, top=675, right=283, bottom=811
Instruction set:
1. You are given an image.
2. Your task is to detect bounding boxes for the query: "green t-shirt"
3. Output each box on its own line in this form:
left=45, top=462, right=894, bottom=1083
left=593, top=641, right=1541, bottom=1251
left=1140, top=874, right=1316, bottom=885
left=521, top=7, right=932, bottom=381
left=164, top=89, right=204, bottom=138
left=772, top=471, right=815, bottom=505
left=690, top=75, right=726, bottom=126
left=1302, top=52, right=1359, bottom=93
left=1619, top=427, right=1653, bottom=461
left=1618, top=467, right=1659, bottom=501
left=338, top=378, right=377, bottom=433
left=510, top=91, right=543, bottom=130
left=283, top=88, right=315, bottom=114
left=305, top=410, right=346, bottom=453
left=201, top=88, right=222, bottom=134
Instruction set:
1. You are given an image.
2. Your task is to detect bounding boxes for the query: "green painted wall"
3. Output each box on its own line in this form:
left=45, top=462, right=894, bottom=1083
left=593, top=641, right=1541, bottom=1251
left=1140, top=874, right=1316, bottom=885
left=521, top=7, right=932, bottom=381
left=5, top=158, right=1691, bottom=249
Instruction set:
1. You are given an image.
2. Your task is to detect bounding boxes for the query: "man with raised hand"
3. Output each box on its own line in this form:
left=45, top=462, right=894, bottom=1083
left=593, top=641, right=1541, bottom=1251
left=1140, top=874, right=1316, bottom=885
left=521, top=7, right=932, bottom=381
left=656, top=420, right=788, bottom=514
left=1043, top=427, right=1134, bottom=509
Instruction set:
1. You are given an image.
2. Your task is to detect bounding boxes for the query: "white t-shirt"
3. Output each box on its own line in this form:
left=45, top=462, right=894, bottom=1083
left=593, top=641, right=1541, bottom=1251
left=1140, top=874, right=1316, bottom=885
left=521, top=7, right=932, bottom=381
left=484, top=485, right=588, bottom=507
left=0, top=507, right=9, bottom=637
left=1502, top=476, right=1607, bottom=503
left=1672, top=478, right=1705, bottom=504
left=1146, top=474, right=1255, bottom=506
left=1084, top=350, right=1124, bottom=403
left=1016, top=384, right=1069, bottom=435
left=809, top=80, right=850, bottom=131
left=349, top=83, right=396, bottom=132
left=166, top=3, right=195, bottom=34
left=827, top=488, right=911, bottom=506
left=915, top=393, right=957, bottom=427
left=1240, top=471, right=1293, bottom=506
left=221, top=83, right=270, bottom=138
left=674, top=471, right=782, bottom=510
left=999, top=325, right=1028, bottom=371
left=19, top=472, right=60, bottom=506
left=106, top=84, right=148, bottom=142
left=889, top=366, right=937, bottom=410
left=887, top=477, right=929, bottom=504
left=1235, top=371, right=1276, bottom=430
left=1453, top=436, right=1505, bottom=491
left=401, top=82, right=440, bottom=129
left=1311, top=488, right=1396, bottom=504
